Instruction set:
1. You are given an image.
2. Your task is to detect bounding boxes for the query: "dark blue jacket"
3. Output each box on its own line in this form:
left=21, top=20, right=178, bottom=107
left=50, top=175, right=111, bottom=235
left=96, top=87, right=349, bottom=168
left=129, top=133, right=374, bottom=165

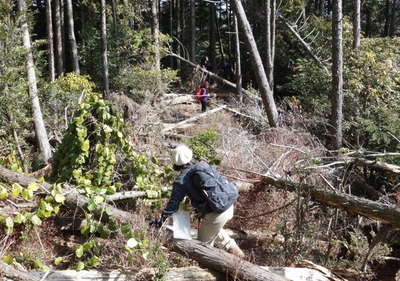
left=162, top=163, right=212, bottom=217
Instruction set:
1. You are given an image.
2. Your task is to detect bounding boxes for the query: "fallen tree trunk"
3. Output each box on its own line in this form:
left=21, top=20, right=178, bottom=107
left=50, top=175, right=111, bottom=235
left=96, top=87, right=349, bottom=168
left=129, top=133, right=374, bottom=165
left=0, top=166, right=138, bottom=224
left=173, top=239, right=289, bottom=281
left=354, top=158, right=400, bottom=174
left=262, top=175, right=400, bottom=227
left=169, top=52, right=261, bottom=102
left=0, top=261, right=40, bottom=281
left=160, top=94, right=195, bottom=106
left=162, top=106, right=226, bottom=133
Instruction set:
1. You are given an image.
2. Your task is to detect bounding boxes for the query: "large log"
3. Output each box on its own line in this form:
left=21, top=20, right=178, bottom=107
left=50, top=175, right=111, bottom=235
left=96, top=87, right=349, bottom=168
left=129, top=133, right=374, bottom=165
left=262, top=175, right=400, bottom=227
left=0, top=166, right=139, bottom=224
left=0, top=261, right=40, bottom=281
left=172, top=239, right=289, bottom=281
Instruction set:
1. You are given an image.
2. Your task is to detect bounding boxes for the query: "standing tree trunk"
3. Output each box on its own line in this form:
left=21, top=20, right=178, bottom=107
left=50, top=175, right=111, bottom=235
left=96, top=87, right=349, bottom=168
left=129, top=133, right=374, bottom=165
left=209, top=5, right=217, bottom=74
left=46, top=0, right=55, bottom=82
left=111, top=0, right=117, bottom=33
left=54, top=0, right=64, bottom=77
left=389, top=0, right=398, bottom=36
left=353, top=0, right=361, bottom=49
left=65, top=0, right=80, bottom=74
left=18, top=0, right=52, bottom=164
left=271, top=0, right=276, bottom=63
left=169, top=0, right=174, bottom=67
left=101, top=0, right=110, bottom=97
left=365, top=4, right=371, bottom=37
left=383, top=0, right=391, bottom=36
left=233, top=13, right=243, bottom=102
left=176, top=0, right=181, bottom=75
left=231, top=0, right=279, bottom=127
left=151, top=0, right=161, bottom=94
left=190, top=0, right=196, bottom=63
left=331, top=0, right=343, bottom=149
left=265, top=0, right=273, bottom=89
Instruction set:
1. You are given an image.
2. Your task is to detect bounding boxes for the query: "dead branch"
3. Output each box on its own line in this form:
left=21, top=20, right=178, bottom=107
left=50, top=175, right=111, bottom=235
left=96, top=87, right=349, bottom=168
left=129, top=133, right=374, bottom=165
left=105, top=191, right=147, bottom=201
left=161, top=106, right=226, bottom=133
left=168, top=52, right=261, bottom=101
left=262, top=175, right=400, bottom=227
left=278, top=15, right=330, bottom=75
left=0, top=166, right=140, bottom=224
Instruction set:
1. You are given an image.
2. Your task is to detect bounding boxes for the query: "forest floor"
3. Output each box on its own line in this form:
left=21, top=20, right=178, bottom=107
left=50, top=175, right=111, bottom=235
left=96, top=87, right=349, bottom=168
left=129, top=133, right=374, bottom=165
left=3, top=86, right=400, bottom=281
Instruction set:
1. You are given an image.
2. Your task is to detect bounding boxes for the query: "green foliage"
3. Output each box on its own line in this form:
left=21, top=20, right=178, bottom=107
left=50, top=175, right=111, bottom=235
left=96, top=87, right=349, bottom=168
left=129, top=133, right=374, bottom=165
left=283, top=16, right=400, bottom=152
left=185, top=129, right=221, bottom=165
left=115, top=65, right=178, bottom=104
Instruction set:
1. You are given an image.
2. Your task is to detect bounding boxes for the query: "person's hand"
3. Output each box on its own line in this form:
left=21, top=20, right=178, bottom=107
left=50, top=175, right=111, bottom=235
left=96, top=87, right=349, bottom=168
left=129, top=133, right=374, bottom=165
left=149, top=218, right=163, bottom=229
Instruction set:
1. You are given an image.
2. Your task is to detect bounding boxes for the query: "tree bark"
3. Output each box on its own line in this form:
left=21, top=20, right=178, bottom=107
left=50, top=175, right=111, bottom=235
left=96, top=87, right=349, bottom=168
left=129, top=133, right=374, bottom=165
left=389, top=0, right=398, bottom=36
left=383, top=0, right=391, bottom=36
left=46, top=0, right=55, bottom=82
left=331, top=0, right=343, bottom=149
left=190, top=0, right=196, bottom=63
left=54, top=0, right=64, bottom=76
left=209, top=5, right=217, bottom=74
left=0, top=261, right=40, bottom=281
left=19, top=0, right=53, bottom=164
left=151, top=0, right=161, bottom=93
left=101, top=0, right=110, bottom=97
left=265, top=0, right=273, bottom=89
left=353, top=0, right=361, bottom=49
left=65, top=0, right=80, bottom=74
left=0, top=166, right=140, bottom=224
left=173, top=239, right=289, bottom=281
left=233, top=13, right=243, bottom=101
left=261, top=175, right=400, bottom=228
left=231, top=0, right=279, bottom=127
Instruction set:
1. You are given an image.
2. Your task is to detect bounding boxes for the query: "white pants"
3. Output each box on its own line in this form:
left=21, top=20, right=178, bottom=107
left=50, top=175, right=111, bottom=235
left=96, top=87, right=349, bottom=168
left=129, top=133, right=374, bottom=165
left=197, top=205, right=238, bottom=250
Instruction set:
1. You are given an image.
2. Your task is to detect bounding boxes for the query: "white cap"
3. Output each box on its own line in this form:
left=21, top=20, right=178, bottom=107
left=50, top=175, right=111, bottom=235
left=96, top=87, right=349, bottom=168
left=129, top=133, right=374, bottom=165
left=172, top=144, right=193, bottom=166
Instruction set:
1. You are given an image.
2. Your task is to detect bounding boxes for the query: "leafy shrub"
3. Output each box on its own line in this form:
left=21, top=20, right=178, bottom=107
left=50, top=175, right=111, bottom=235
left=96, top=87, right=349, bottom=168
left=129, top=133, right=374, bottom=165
left=185, top=129, right=221, bottom=165
left=283, top=16, right=400, bottom=152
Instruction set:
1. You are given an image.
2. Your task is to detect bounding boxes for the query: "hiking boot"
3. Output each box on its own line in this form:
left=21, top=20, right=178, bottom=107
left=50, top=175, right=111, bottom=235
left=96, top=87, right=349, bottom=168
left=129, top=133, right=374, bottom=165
left=227, top=245, right=245, bottom=258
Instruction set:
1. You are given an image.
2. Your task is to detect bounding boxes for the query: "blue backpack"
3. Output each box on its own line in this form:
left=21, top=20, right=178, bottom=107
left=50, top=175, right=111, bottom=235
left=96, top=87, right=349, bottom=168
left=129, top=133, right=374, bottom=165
left=191, top=161, right=238, bottom=213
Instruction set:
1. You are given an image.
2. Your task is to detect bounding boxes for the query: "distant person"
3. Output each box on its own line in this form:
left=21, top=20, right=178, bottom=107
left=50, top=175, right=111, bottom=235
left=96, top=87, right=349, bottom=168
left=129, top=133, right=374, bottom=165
left=195, top=81, right=210, bottom=112
left=153, top=144, right=245, bottom=258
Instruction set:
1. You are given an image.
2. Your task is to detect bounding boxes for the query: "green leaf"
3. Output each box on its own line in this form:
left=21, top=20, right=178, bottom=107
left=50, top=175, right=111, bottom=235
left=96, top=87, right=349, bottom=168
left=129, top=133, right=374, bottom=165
left=75, top=246, right=84, bottom=258
left=27, top=182, right=39, bottom=192
left=13, top=213, right=26, bottom=224
left=0, top=186, right=8, bottom=200
left=76, top=261, right=85, bottom=271
left=87, top=256, right=100, bottom=267
left=21, top=188, right=33, bottom=200
left=54, top=193, right=65, bottom=204
left=81, top=139, right=90, bottom=152
left=2, top=255, right=13, bottom=264
left=11, top=183, right=23, bottom=198
left=54, top=257, right=63, bottom=265
left=93, top=195, right=104, bottom=204
left=30, top=215, right=42, bottom=225
left=5, top=217, right=13, bottom=235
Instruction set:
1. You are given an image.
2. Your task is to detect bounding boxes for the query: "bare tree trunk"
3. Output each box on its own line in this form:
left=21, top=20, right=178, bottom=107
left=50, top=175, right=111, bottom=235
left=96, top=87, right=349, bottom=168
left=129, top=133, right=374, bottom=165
left=353, top=0, right=361, bottom=49
left=176, top=0, right=181, bottom=73
left=65, top=0, right=80, bottom=74
left=215, top=3, right=225, bottom=63
left=173, top=239, right=289, bottom=281
left=111, top=0, right=117, bottom=33
left=271, top=0, right=276, bottom=63
left=101, top=0, right=110, bottom=97
left=261, top=175, right=400, bottom=228
left=389, top=0, right=398, bottom=36
left=151, top=0, right=161, bottom=94
left=231, top=0, right=279, bottom=127
left=209, top=5, right=217, bottom=73
left=170, top=0, right=174, bottom=67
left=331, top=0, right=343, bottom=149
left=265, top=0, right=273, bottom=89
left=19, top=0, right=53, bottom=164
left=46, top=0, right=55, bottom=81
left=190, top=0, right=196, bottom=63
left=383, top=0, right=391, bottom=36
left=54, top=0, right=64, bottom=77
left=233, top=13, right=243, bottom=101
